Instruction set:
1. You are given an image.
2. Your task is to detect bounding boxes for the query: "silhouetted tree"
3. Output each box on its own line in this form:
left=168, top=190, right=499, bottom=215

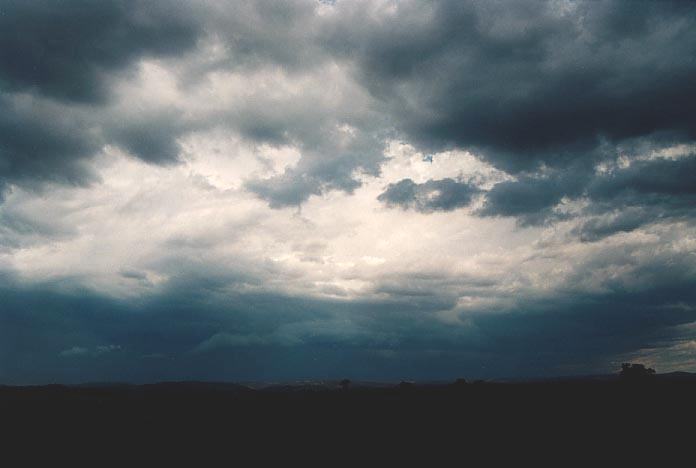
left=452, top=378, right=468, bottom=388
left=619, top=363, right=656, bottom=381
left=339, top=379, right=351, bottom=390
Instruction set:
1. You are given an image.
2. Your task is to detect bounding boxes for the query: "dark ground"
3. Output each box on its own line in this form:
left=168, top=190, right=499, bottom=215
left=2, top=375, right=694, bottom=463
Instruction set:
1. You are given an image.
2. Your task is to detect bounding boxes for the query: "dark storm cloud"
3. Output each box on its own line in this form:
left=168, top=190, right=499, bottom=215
left=0, top=94, right=100, bottom=198
left=0, top=92, right=193, bottom=193
left=380, top=149, right=696, bottom=239
left=106, top=112, right=189, bottom=164
left=0, top=0, right=201, bottom=103
left=0, top=270, right=451, bottom=383
left=476, top=153, right=696, bottom=232
left=364, top=0, right=696, bottom=227
left=2, top=0, right=696, bottom=385
left=445, top=244, right=696, bottom=373
left=587, top=154, right=696, bottom=204
left=577, top=154, right=696, bottom=239
left=477, top=167, right=590, bottom=223
left=4, top=0, right=696, bottom=209
left=0, top=0, right=203, bottom=194
left=3, top=247, right=696, bottom=383
left=0, top=0, right=388, bottom=205
left=377, top=178, right=481, bottom=212
left=573, top=208, right=656, bottom=243
left=468, top=284, right=696, bottom=372
left=332, top=0, right=696, bottom=173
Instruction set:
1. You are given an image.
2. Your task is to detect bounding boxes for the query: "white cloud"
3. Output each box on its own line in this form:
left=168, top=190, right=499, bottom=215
left=4, top=132, right=693, bottom=337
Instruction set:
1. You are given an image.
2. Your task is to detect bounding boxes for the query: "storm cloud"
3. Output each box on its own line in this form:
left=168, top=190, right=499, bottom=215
left=476, top=151, right=696, bottom=230
left=378, top=178, right=481, bottom=212
left=1, top=0, right=696, bottom=384
left=0, top=0, right=201, bottom=103
left=337, top=0, right=696, bottom=172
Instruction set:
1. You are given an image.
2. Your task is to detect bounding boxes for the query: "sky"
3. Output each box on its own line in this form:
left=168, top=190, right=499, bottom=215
left=1, top=0, right=696, bottom=384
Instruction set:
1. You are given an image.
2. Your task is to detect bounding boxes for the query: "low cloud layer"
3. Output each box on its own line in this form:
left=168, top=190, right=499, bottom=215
left=1, top=0, right=696, bottom=383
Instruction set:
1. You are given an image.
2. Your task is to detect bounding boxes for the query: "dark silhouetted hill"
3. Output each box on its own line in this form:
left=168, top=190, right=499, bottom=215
left=2, top=370, right=694, bottom=464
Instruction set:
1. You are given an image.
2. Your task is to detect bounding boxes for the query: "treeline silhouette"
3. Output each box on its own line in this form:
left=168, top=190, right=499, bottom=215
left=1, top=363, right=693, bottom=463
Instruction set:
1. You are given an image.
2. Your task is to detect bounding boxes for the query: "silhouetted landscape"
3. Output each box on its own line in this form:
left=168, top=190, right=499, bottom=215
left=3, top=1, right=696, bottom=462
left=3, top=364, right=694, bottom=462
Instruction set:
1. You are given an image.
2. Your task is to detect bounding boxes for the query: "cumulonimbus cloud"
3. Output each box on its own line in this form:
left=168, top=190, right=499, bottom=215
left=2, top=0, right=696, bottom=383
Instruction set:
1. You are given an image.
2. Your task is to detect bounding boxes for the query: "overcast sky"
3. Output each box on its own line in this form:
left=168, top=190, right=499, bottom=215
left=1, top=0, right=696, bottom=384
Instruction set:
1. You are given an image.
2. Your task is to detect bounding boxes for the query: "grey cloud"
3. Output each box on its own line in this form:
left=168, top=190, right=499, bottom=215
left=0, top=94, right=100, bottom=196
left=6, top=0, right=696, bottom=210
left=106, top=112, right=188, bottom=164
left=378, top=151, right=693, bottom=245
left=0, top=89, right=196, bottom=195
left=248, top=0, right=696, bottom=207
left=193, top=333, right=279, bottom=353
left=245, top=124, right=387, bottom=207
left=3, top=249, right=696, bottom=383
left=475, top=153, right=696, bottom=233
left=0, top=0, right=204, bottom=193
left=0, top=0, right=201, bottom=103
left=95, top=345, right=122, bottom=354
left=477, top=169, right=589, bottom=223
left=59, top=344, right=121, bottom=358
left=0, top=0, right=388, bottom=204
left=2, top=0, right=696, bottom=384
left=325, top=0, right=696, bottom=172
left=0, top=198, right=77, bottom=249
left=203, top=0, right=324, bottom=72
left=573, top=208, right=657, bottom=243
left=573, top=154, right=696, bottom=239
left=378, top=178, right=481, bottom=213
left=587, top=154, right=696, bottom=204
left=245, top=172, right=324, bottom=208
left=120, top=269, right=148, bottom=281
left=59, top=346, right=89, bottom=357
